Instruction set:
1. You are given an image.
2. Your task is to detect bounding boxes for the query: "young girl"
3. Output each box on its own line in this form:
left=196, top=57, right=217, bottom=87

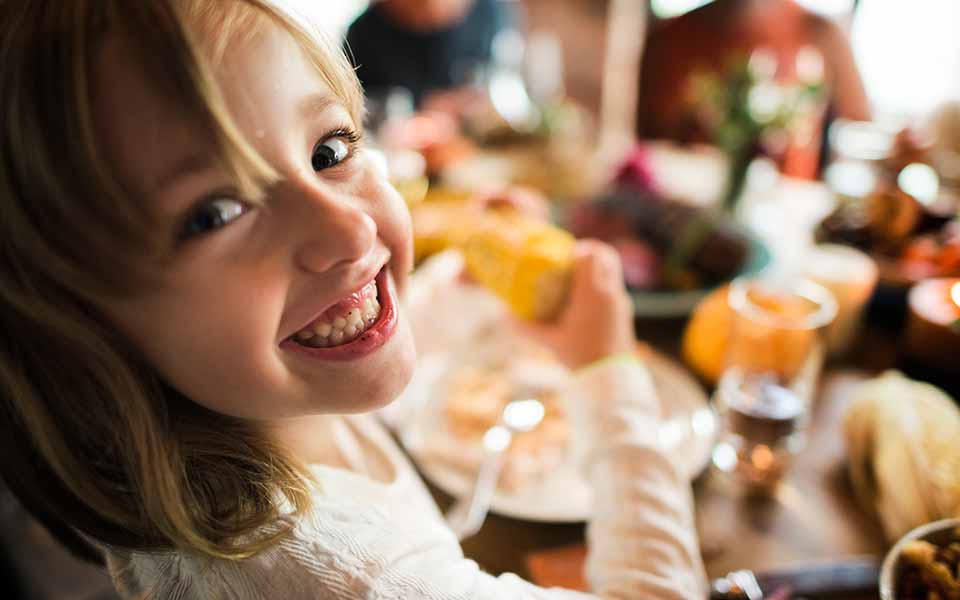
left=0, top=1, right=706, bottom=597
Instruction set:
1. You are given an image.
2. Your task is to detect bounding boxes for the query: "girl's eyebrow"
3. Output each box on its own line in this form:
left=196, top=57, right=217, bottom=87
left=150, top=154, right=216, bottom=198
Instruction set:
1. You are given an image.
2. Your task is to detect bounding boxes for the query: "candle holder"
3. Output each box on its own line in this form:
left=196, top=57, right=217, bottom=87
left=902, top=278, right=960, bottom=398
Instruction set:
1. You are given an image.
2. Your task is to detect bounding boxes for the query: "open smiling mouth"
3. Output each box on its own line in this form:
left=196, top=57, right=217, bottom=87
left=283, top=267, right=397, bottom=359
left=293, top=280, right=381, bottom=348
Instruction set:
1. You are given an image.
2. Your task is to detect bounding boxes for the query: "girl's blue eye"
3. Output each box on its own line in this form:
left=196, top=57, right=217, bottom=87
left=312, top=137, right=350, bottom=171
left=181, top=198, right=247, bottom=239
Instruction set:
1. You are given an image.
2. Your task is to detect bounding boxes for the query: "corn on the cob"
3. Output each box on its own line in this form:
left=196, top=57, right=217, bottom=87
left=410, top=188, right=479, bottom=263
left=410, top=201, right=478, bottom=263
left=461, top=212, right=575, bottom=321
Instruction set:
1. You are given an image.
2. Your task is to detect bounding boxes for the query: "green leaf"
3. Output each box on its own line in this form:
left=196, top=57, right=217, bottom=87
left=953, top=318, right=960, bottom=333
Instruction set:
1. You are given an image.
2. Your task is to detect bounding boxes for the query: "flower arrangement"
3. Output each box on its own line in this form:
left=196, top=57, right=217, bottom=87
left=688, top=48, right=826, bottom=212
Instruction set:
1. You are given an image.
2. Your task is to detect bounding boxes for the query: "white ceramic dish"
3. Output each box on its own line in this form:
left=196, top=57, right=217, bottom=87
left=388, top=348, right=716, bottom=523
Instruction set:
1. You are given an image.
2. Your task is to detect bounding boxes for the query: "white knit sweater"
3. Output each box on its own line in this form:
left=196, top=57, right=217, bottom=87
left=105, top=359, right=707, bottom=599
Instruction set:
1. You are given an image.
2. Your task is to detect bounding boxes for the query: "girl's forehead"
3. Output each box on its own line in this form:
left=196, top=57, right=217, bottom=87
left=91, top=21, right=347, bottom=203
left=212, top=20, right=345, bottom=139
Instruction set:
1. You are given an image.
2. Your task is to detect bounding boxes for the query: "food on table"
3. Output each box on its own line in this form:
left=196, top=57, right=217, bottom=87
left=567, top=190, right=751, bottom=291
left=683, top=281, right=823, bottom=385
left=895, top=531, right=960, bottom=600
left=440, top=364, right=570, bottom=491
left=844, top=371, right=960, bottom=542
left=900, top=226, right=960, bottom=282
left=411, top=195, right=575, bottom=321
left=819, top=204, right=959, bottom=282
left=410, top=195, right=481, bottom=263
left=866, top=187, right=924, bottom=246
left=818, top=130, right=960, bottom=283
left=462, top=213, right=575, bottom=321
left=682, top=285, right=734, bottom=385
left=817, top=185, right=931, bottom=251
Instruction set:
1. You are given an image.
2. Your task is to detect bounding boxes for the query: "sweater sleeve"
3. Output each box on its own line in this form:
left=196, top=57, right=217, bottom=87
left=572, top=357, right=708, bottom=598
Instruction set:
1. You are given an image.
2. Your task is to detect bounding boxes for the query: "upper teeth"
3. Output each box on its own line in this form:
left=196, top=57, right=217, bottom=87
left=294, top=285, right=381, bottom=348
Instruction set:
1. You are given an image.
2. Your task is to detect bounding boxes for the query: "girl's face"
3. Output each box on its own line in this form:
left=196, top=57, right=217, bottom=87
left=92, top=22, right=416, bottom=421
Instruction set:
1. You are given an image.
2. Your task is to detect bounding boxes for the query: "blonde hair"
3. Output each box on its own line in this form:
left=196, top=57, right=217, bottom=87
left=0, top=0, right=363, bottom=560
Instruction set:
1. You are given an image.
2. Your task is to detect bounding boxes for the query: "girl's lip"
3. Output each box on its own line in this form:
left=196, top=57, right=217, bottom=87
left=280, top=268, right=398, bottom=362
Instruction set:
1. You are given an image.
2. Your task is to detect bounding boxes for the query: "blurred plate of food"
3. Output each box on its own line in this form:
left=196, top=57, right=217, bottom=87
left=566, top=189, right=772, bottom=318
left=817, top=162, right=959, bottom=288
left=879, top=518, right=960, bottom=600
left=407, top=178, right=771, bottom=319
left=385, top=252, right=717, bottom=522
left=819, top=122, right=960, bottom=289
left=404, top=337, right=716, bottom=523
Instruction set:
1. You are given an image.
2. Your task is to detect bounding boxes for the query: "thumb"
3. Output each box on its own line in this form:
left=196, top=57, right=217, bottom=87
left=567, top=240, right=623, bottom=302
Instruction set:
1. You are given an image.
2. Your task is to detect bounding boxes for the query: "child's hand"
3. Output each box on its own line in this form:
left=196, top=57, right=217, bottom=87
left=516, top=240, right=636, bottom=370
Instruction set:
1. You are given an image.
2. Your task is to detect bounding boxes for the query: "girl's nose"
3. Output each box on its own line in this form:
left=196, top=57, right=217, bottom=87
left=289, top=181, right=378, bottom=274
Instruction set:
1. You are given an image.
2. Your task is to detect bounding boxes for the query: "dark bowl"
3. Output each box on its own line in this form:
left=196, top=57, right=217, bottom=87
left=879, top=518, right=960, bottom=600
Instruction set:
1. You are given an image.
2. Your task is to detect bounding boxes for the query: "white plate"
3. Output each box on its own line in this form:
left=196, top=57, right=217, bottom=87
left=405, top=350, right=716, bottom=523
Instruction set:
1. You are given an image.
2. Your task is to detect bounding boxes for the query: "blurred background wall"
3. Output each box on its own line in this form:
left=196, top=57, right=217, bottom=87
left=284, top=0, right=960, bottom=125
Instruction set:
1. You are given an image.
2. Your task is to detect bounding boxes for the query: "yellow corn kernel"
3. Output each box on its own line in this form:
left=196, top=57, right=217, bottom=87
left=462, top=213, right=575, bottom=321
left=410, top=201, right=480, bottom=263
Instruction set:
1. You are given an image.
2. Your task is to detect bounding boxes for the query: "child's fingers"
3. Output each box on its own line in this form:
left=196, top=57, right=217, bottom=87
left=510, top=240, right=632, bottom=369
left=568, top=240, right=626, bottom=302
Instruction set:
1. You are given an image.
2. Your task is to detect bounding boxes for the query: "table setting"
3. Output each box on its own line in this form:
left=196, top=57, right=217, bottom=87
left=363, top=21, right=960, bottom=598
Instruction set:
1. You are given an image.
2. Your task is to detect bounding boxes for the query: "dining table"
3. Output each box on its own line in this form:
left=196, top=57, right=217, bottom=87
left=414, top=311, right=901, bottom=596
left=402, top=169, right=942, bottom=598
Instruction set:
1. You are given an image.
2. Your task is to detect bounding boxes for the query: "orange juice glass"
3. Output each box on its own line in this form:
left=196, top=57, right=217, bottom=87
left=725, top=276, right=837, bottom=388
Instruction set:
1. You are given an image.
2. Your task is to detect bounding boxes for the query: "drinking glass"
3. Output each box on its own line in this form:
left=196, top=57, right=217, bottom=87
left=711, top=276, right=837, bottom=491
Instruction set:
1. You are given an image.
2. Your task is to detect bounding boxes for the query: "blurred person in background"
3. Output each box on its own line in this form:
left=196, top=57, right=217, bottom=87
left=637, top=0, right=871, bottom=179
left=346, top=0, right=511, bottom=107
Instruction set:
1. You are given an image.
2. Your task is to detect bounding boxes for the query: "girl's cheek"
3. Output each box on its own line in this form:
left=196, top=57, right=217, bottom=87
left=369, top=170, right=414, bottom=283
left=352, top=152, right=414, bottom=273
left=384, top=184, right=414, bottom=272
left=364, top=162, right=411, bottom=236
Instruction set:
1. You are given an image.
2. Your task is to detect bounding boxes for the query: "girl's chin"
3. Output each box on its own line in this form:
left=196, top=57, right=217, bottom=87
left=370, top=323, right=417, bottom=411
left=319, top=321, right=417, bottom=415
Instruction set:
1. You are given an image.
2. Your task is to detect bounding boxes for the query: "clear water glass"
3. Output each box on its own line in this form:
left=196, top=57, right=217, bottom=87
left=711, top=276, right=837, bottom=491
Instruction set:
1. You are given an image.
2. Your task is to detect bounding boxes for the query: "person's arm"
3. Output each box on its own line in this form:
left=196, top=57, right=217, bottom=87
left=818, top=19, right=871, bottom=121
left=573, top=356, right=707, bottom=597
left=519, top=241, right=707, bottom=597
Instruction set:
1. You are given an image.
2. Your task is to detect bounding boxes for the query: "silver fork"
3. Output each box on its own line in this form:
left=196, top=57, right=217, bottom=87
left=445, top=397, right=545, bottom=541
